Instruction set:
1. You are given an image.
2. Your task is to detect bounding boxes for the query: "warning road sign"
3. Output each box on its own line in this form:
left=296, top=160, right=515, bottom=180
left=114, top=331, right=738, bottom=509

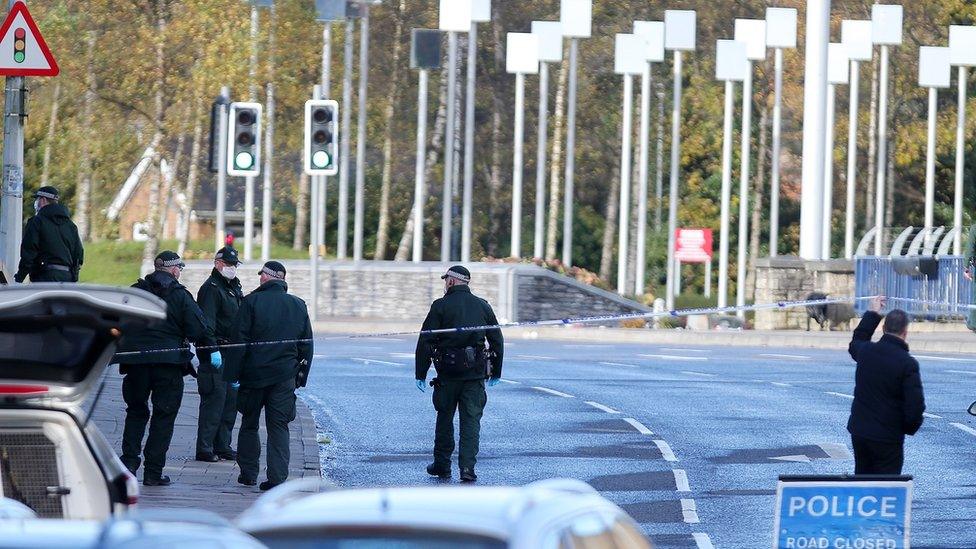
left=0, top=1, right=58, bottom=77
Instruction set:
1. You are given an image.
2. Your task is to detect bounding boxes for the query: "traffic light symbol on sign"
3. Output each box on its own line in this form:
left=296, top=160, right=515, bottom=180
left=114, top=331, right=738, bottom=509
left=304, top=99, right=339, bottom=176
left=226, top=102, right=262, bottom=177
left=13, top=28, right=25, bottom=63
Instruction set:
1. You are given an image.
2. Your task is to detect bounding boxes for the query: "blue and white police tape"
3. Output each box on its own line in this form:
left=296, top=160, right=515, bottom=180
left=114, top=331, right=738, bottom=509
left=112, top=294, right=881, bottom=358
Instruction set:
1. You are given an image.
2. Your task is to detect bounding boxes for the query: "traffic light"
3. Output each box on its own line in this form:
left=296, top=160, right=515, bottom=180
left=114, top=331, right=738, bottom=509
left=304, top=99, right=339, bottom=176
left=226, top=102, right=262, bottom=177
left=13, top=28, right=25, bottom=64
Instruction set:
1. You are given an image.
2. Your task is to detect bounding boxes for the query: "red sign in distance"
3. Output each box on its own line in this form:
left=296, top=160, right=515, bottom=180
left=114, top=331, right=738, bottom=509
left=674, top=229, right=714, bottom=263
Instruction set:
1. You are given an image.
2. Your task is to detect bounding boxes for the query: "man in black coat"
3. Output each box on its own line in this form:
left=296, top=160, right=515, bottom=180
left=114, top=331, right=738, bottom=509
left=14, top=186, right=84, bottom=283
left=195, top=246, right=244, bottom=462
left=116, top=251, right=220, bottom=486
left=229, top=261, right=313, bottom=491
left=415, top=266, right=504, bottom=483
left=847, top=296, right=926, bottom=475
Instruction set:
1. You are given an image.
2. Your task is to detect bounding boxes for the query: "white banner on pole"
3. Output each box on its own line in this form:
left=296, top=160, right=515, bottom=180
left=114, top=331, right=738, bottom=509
left=560, top=0, right=592, bottom=38
left=842, top=20, right=873, bottom=61
left=633, top=21, right=665, bottom=62
left=919, top=46, right=951, bottom=88
left=734, top=19, right=767, bottom=61
left=532, top=21, right=563, bottom=63
left=871, top=4, right=903, bottom=46
left=506, top=33, right=539, bottom=74
left=765, top=8, right=797, bottom=49
left=715, top=39, right=748, bottom=82
left=664, top=10, right=696, bottom=51
left=439, top=0, right=472, bottom=32
left=827, top=43, right=850, bottom=85
left=614, top=34, right=646, bottom=75
left=949, top=25, right=976, bottom=67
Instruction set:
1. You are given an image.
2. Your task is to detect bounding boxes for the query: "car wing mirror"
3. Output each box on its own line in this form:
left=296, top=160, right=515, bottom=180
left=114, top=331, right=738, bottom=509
left=969, top=401, right=976, bottom=417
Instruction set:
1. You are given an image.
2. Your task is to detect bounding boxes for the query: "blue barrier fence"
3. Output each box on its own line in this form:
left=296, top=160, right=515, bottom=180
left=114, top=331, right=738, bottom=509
left=854, top=256, right=972, bottom=319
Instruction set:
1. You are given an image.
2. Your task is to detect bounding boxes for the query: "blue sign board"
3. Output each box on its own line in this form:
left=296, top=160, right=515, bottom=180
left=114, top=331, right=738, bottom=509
left=774, top=480, right=912, bottom=549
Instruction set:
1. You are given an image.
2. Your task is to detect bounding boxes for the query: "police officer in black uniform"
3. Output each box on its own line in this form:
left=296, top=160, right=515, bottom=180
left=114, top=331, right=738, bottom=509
left=230, top=261, right=313, bottom=491
left=116, top=251, right=220, bottom=486
left=195, top=246, right=244, bottom=462
left=415, top=266, right=504, bottom=482
left=14, top=186, right=84, bottom=283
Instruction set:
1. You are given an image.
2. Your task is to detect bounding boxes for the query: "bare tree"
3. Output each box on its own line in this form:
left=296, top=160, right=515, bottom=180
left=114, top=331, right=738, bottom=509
left=178, top=89, right=205, bottom=257
left=40, top=81, right=61, bottom=190
left=746, top=104, right=769, bottom=301
left=76, top=31, right=96, bottom=240
left=599, top=162, right=621, bottom=282
left=294, top=172, right=310, bottom=250
left=865, top=49, right=879, bottom=228
left=545, top=49, right=568, bottom=261
left=487, top=0, right=504, bottom=257
left=373, top=0, right=405, bottom=259
left=140, top=5, right=168, bottom=268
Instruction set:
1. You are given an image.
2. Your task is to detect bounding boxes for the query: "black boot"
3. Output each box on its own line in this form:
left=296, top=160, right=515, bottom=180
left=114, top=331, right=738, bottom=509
left=459, top=468, right=477, bottom=482
left=143, top=475, right=172, bottom=487
left=195, top=452, right=219, bottom=463
left=259, top=480, right=282, bottom=491
left=237, top=474, right=256, bottom=486
left=426, top=463, right=451, bottom=479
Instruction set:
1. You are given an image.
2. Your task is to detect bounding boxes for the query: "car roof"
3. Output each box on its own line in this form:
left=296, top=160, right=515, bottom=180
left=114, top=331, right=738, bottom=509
left=240, top=479, right=623, bottom=541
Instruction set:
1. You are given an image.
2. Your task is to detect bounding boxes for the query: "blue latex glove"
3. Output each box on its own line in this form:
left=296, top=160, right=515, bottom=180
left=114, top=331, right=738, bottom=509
left=210, top=351, right=223, bottom=369
left=487, top=377, right=500, bottom=387
left=231, top=382, right=240, bottom=389
left=416, top=379, right=426, bottom=393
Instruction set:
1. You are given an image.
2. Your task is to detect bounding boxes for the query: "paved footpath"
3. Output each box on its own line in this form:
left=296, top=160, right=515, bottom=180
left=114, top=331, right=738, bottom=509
left=89, top=368, right=321, bottom=518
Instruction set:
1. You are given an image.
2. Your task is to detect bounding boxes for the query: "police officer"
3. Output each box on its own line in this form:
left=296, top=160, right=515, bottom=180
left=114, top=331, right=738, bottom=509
left=116, top=251, right=221, bottom=486
left=415, top=266, right=504, bottom=482
left=195, top=247, right=244, bottom=462
left=230, top=261, right=313, bottom=491
left=14, top=186, right=84, bottom=283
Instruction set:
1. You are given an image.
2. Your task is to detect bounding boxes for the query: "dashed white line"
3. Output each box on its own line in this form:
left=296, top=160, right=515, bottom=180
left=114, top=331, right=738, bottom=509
left=584, top=401, right=620, bottom=414
left=825, top=391, right=854, bottom=399
left=531, top=386, right=574, bottom=398
left=516, top=354, right=556, bottom=360
left=566, top=344, right=609, bottom=348
left=640, top=354, right=709, bottom=362
left=600, top=361, right=639, bottom=368
left=681, top=498, right=700, bottom=523
left=661, top=348, right=709, bottom=353
left=351, top=358, right=403, bottom=367
left=916, top=355, right=975, bottom=363
left=693, top=532, right=715, bottom=549
left=951, top=422, right=976, bottom=437
left=498, top=379, right=520, bottom=385
left=673, top=469, right=691, bottom=492
left=681, top=371, right=717, bottom=377
left=946, top=369, right=976, bottom=376
left=760, top=353, right=811, bottom=360
left=313, top=354, right=327, bottom=359
left=368, top=338, right=405, bottom=343
left=389, top=352, right=415, bottom=358
left=623, top=417, right=654, bottom=435
left=771, top=382, right=792, bottom=387
left=654, top=439, right=678, bottom=462
left=923, top=412, right=942, bottom=419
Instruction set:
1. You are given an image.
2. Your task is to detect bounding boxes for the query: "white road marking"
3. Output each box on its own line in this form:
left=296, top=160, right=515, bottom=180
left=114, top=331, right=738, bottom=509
left=600, top=361, right=638, bottom=368
left=640, top=354, right=709, bottom=362
left=654, top=440, right=678, bottom=462
left=516, top=354, right=556, bottom=360
left=923, top=412, right=942, bottom=419
left=368, top=338, right=405, bottom=343
left=661, top=348, right=709, bottom=353
left=351, top=358, right=403, bottom=367
left=759, top=353, right=811, bottom=360
left=623, top=417, right=654, bottom=435
left=389, top=352, right=415, bottom=358
left=531, top=386, right=574, bottom=398
left=951, top=422, right=976, bottom=437
left=825, top=391, right=854, bottom=399
left=584, top=401, right=620, bottom=414
left=673, top=469, right=691, bottom=492
left=817, top=442, right=852, bottom=460
left=693, top=533, right=715, bottom=549
left=313, top=354, right=327, bottom=359
left=499, top=379, right=520, bottom=385
left=770, top=454, right=811, bottom=463
left=566, top=344, right=609, bottom=348
left=916, top=355, right=975, bottom=362
left=771, top=382, right=792, bottom=387
left=946, top=370, right=976, bottom=376
left=681, top=371, right=717, bottom=377
left=681, top=499, right=700, bottom=523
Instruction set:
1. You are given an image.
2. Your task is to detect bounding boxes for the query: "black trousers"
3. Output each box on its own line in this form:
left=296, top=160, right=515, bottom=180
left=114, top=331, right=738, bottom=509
left=29, top=269, right=74, bottom=282
left=120, top=364, right=184, bottom=480
left=195, top=371, right=238, bottom=455
left=851, top=434, right=904, bottom=475
left=432, top=379, right=487, bottom=470
left=237, top=378, right=297, bottom=484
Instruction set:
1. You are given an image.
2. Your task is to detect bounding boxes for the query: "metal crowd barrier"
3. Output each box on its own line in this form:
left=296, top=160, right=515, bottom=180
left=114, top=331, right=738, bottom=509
left=854, top=256, right=972, bottom=319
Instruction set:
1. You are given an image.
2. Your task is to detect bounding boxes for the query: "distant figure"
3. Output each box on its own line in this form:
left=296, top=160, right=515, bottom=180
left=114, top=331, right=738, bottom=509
left=805, top=292, right=856, bottom=331
left=847, top=296, right=926, bottom=475
left=14, top=186, right=83, bottom=283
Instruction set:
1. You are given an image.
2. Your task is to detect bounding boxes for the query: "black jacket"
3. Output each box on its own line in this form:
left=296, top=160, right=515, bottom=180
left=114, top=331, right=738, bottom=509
left=228, top=280, right=313, bottom=389
left=15, top=203, right=84, bottom=282
left=415, top=285, right=504, bottom=381
left=116, top=271, right=216, bottom=366
left=847, top=311, right=926, bottom=443
left=197, top=269, right=244, bottom=371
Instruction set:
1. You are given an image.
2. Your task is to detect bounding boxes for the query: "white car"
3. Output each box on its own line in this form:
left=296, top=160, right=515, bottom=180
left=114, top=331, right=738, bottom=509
left=238, top=478, right=653, bottom=549
left=0, top=285, right=166, bottom=519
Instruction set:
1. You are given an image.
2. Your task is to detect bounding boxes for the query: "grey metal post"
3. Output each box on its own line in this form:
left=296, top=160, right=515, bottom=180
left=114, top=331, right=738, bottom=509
left=319, top=22, right=332, bottom=251
left=635, top=63, right=652, bottom=295
left=736, top=64, right=752, bottom=318
left=844, top=60, right=860, bottom=259
left=925, top=86, right=937, bottom=238
left=0, top=74, right=24, bottom=276
left=215, top=86, right=230, bottom=252
left=704, top=258, right=712, bottom=299
left=413, top=69, right=429, bottom=263
left=337, top=19, right=354, bottom=259
left=873, top=44, right=889, bottom=256
left=718, top=79, right=734, bottom=309
left=562, top=38, right=579, bottom=266
left=955, top=66, right=968, bottom=255
left=798, top=0, right=830, bottom=259
left=510, top=72, right=527, bottom=258
left=665, top=50, right=683, bottom=309
left=441, top=31, right=458, bottom=262
left=461, top=22, right=478, bottom=262
left=533, top=62, right=550, bottom=259
left=260, top=3, right=276, bottom=262
left=309, top=86, right=321, bottom=321
left=654, top=87, right=664, bottom=231
left=616, top=74, right=634, bottom=295
left=244, top=4, right=259, bottom=261
left=822, top=82, right=836, bottom=259
left=769, top=47, right=783, bottom=257
left=353, top=6, right=370, bottom=261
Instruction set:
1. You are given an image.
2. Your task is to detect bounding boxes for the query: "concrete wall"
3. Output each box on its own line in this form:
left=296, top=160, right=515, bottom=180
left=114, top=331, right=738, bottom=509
left=179, top=261, right=648, bottom=323
left=753, top=256, right=855, bottom=330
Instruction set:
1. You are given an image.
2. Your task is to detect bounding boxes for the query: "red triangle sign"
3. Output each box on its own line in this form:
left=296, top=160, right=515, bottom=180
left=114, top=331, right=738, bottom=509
left=0, top=0, right=58, bottom=77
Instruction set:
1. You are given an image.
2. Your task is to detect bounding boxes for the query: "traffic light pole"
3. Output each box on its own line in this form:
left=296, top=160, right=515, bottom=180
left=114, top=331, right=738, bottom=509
left=244, top=3, right=259, bottom=261
left=310, top=85, right=322, bottom=321
left=510, top=72, right=526, bottom=258
left=318, top=22, right=332, bottom=253
left=0, top=74, right=24, bottom=280
left=561, top=37, right=579, bottom=267
left=215, top=86, right=230, bottom=252
left=353, top=5, right=370, bottom=261
left=260, top=2, right=276, bottom=262
left=442, top=31, right=458, bottom=262
left=337, top=18, right=354, bottom=259
left=533, top=62, right=550, bottom=260
left=460, top=21, right=478, bottom=262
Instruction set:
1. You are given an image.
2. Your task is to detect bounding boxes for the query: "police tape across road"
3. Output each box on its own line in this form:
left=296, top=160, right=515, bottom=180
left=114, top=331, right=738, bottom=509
left=112, top=294, right=882, bottom=358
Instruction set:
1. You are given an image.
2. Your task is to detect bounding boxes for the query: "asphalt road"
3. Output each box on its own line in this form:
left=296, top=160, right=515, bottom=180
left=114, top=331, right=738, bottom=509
left=301, top=333, right=976, bottom=548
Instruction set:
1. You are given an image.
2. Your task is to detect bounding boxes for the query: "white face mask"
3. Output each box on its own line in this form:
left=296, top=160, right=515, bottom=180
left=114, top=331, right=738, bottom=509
left=220, top=266, right=238, bottom=280
left=33, top=199, right=40, bottom=214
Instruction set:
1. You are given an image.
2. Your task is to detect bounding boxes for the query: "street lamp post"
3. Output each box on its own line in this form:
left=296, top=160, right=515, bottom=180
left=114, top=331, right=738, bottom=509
left=919, top=46, right=952, bottom=247
left=460, top=0, right=490, bottom=262
left=949, top=25, right=976, bottom=255
left=841, top=19, right=872, bottom=259
left=765, top=7, right=797, bottom=258
left=506, top=32, right=539, bottom=259
left=663, top=9, right=696, bottom=309
left=870, top=3, right=903, bottom=256
left=822, top=43, right=850, bottom=259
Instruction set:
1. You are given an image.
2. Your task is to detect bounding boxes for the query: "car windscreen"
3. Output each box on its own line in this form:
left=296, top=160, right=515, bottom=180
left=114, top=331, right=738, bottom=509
left=0, top=319, right=110, bottom=384
left=256, top=529, right=506, bottom=549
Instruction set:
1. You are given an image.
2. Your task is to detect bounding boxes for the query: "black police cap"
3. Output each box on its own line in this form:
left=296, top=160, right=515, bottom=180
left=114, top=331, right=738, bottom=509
left=33, top=186, right=59, bottom=200
left=215, top=246, right=240, bottom=265
left=441, top=265, right=471, bottom=282
left=260, top=260, right=286, bottom=280
left=154, top=250, right=185, bottom=270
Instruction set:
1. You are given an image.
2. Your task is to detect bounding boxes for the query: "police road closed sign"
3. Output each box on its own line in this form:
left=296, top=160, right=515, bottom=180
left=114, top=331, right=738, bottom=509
left=774, top=479, right=912, bottom=549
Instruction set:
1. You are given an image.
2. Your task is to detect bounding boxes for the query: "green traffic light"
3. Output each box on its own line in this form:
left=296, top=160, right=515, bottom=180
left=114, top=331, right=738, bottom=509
left=235, top=152, right=254, bottom=170
left=312, top=150, right=331, bottom=169
left=14, top=51, right=24, bottom=63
